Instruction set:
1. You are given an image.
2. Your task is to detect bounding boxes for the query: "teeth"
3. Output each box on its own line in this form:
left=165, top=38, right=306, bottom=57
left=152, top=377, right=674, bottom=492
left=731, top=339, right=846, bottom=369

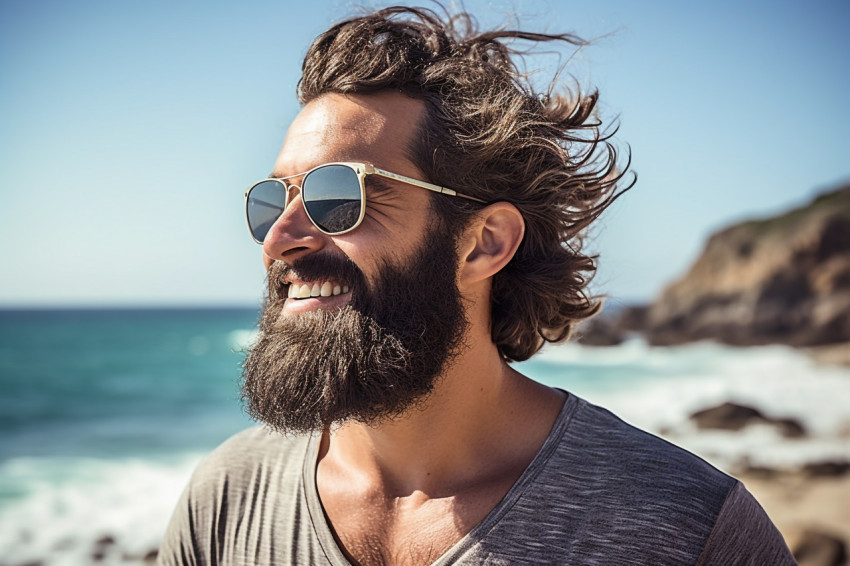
left=286, top=281, right=350, bottom=300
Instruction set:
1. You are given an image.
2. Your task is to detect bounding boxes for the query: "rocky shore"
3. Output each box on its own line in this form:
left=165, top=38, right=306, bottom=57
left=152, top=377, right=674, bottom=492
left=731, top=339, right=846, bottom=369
left=579, top=182, right=850, bottom=358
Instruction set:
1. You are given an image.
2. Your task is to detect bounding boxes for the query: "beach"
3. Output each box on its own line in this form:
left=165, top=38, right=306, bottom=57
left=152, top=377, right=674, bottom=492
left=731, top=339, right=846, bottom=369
left=1, top=309, right=848, bottom=564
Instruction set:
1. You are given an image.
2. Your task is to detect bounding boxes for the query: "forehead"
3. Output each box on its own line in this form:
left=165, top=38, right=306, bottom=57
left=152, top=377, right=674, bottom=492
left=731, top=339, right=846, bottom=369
left=273, top=92, right=425, bottom=177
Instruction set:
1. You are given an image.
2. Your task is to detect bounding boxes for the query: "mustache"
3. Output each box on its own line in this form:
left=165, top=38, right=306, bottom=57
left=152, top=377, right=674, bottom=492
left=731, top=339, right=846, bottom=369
left=267, top=253, right=363, bottom=301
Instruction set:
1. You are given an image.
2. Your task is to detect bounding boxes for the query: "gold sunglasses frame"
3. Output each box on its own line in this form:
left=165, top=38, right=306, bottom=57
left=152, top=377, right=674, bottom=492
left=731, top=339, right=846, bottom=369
left=244, top=162, right=486, bottom=242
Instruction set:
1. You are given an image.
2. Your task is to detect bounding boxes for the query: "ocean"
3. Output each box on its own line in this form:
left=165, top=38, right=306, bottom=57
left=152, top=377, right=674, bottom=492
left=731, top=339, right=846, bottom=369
left=1, top=308, right=848, bottom=565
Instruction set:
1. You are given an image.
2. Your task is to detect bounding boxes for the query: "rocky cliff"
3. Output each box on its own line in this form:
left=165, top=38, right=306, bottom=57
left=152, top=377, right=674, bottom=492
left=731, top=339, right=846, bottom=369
left=644, top=184, right=850, bottom=347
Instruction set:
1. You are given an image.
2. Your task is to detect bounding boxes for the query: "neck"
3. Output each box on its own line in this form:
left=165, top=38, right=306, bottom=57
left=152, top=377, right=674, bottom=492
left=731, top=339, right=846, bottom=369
left=319, top=330, right=565, bottom=497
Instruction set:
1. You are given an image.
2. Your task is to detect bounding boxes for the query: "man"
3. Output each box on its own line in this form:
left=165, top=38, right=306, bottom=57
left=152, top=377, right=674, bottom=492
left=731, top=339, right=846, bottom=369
left=159, top=6, right=795, bottom=565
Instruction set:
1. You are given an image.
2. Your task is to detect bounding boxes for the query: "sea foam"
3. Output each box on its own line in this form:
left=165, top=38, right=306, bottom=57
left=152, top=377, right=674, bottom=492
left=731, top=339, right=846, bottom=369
left=0, top=455, right=202, bottom=566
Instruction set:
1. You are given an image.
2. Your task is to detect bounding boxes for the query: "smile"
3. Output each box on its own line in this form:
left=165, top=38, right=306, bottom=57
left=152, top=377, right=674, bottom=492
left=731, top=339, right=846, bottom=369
left=287, top=281, right=350, bottom=300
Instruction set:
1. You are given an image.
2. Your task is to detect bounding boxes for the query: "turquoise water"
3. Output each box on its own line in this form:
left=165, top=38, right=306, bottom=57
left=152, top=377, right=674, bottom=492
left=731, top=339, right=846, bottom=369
left=1, top=308, right=847, bottom=565
left=0, top=309, right=257, bottom=463
left=0, top=308, right=264, bottom=564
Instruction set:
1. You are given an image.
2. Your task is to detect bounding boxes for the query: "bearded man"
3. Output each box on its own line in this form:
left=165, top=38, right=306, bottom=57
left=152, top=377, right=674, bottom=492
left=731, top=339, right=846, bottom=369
left=159, top=6, right=795, bottom=565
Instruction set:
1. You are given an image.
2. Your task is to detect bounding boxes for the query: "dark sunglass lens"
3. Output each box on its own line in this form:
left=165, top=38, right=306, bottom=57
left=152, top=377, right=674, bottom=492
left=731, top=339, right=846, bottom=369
left=247, top=180, right=286, bottom=242
left=302, top=165, right=362, bottom=233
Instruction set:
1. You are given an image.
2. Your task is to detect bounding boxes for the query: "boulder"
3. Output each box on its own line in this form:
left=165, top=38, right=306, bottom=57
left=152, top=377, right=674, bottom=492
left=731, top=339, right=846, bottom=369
left=575, top=304, right=649, bottom=347
left=802, top=460, right=850, bottom=478
left=772, top=417, right=807, bottom=439
left=691, top=402, right=765, bottom=431
left=574, top=315, right=624, bottom=346
left=689, top=402, right=807, bottom=437
left=793, top=529, right=848, bottom=566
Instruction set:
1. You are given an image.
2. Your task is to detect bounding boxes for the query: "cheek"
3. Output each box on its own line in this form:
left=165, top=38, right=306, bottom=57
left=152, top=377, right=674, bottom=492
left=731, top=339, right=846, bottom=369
left=333, top=234, right=419, bottom=280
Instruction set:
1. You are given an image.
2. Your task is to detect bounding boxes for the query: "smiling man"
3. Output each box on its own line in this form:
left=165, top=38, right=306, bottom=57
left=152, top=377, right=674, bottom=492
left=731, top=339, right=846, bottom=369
left=159, top=6, right=795, bottom=565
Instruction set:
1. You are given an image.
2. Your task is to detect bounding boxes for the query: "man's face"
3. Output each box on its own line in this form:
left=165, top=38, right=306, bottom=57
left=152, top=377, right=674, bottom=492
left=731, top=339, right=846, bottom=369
left=261, top=92, right=439, bottom=306
left=241, top=93, right=469, bottom=433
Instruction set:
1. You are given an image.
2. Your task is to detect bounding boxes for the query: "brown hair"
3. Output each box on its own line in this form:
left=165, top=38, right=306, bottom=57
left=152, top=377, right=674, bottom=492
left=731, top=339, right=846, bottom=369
left=298, top=5, right=632, bottom=362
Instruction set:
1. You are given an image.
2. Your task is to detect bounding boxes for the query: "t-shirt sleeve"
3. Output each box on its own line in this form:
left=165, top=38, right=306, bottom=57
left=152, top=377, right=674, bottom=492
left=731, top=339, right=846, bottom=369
left=156, top=430, right=255, bottom=566
left=157, top=449, right=230, bottom=566
left=156, top=427, right=313, bottom=566
left=696, top=481, right=797, bottom=566
left=157, top=479, right=207, bottom=566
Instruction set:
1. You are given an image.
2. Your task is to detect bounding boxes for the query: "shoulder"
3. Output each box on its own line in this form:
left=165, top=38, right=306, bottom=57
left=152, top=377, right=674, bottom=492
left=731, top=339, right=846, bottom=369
left=157, top=427, right=314, bottom=566
left=190, top=425, right=309, bottom=484
left=695, top=482, right=796, bottom=565
left=473, top=395, right=790, bottom=564
left=540, top=395, right=737, bottom=502
left=182, top=425, right=311, bottom=510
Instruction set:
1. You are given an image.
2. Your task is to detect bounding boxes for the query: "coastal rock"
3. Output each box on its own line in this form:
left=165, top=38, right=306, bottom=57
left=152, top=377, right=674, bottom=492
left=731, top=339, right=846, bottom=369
left=645, top=184, right=850, bottom=348
left=773, top=418, right=807, bottom=439
left=793, top=529, right=848, bottom=566
left=121, top=549, right=159, bottom=564
left=91, top=534, right=116, bottom=562
left=740, top=464, right=782, bottom=479
left=802, top=460, right=850, bottom=478
left=575, top=315, right=624, bottom=346
left=575, top=305, right=649, bottom=346
left=691, top=402, right=764, bottom=431
left=689, top=402, right=807, bottom=437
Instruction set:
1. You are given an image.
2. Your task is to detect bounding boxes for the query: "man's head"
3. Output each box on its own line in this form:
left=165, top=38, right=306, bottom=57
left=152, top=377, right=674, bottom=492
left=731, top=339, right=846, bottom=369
left=297, top=5, right=628, bottom=361
left=242, top=6, right=628, bottom=432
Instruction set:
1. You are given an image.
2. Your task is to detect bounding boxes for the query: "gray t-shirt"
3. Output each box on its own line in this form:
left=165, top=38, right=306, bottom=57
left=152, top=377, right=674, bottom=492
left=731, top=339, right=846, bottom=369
left=158, top=394, right=796, bottom=565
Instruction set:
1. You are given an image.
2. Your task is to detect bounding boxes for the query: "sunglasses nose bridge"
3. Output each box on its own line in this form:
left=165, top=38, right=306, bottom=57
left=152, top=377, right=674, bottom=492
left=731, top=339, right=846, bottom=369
left=282, top=182, right=301, bottom=207
left=278, top=182, right=326, bottom=237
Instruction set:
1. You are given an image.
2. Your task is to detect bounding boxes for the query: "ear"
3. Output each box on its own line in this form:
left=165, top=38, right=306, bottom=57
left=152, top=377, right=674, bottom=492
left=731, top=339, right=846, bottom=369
left=458, top=202, right=525, bottom=287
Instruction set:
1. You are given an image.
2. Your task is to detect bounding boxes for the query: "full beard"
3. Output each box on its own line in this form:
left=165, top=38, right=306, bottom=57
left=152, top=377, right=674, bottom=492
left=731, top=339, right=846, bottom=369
left=241, top=221, right=468, bottom=434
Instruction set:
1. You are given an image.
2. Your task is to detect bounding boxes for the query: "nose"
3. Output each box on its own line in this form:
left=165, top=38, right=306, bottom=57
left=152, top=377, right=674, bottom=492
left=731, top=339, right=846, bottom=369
left=262, top=186, right=327, bottom=269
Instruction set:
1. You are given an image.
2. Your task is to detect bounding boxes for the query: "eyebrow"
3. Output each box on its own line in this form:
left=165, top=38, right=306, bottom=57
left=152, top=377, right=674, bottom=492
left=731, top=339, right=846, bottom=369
left=365, top=173, right=394, bottom=192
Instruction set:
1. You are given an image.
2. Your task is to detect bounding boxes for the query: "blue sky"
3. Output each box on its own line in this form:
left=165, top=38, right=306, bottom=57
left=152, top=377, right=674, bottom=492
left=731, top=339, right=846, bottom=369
left=1, top=0, right=848, bottom=307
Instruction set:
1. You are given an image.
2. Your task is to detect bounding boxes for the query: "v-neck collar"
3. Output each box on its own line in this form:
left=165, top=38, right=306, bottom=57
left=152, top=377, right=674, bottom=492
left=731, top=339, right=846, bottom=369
left=302, top=392, right=580, bottom=565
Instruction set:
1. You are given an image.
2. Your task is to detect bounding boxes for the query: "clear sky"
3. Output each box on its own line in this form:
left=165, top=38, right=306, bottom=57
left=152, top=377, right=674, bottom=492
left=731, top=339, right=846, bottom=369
left=1, top=0, right=848, bottom=307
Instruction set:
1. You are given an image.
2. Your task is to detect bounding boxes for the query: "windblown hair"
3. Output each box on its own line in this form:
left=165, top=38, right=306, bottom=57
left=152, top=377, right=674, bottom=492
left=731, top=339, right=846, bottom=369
left=298, top=5, right=632, bottom=362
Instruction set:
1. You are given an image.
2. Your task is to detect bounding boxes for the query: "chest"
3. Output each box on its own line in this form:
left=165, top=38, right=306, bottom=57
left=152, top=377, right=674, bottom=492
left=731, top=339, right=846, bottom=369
left=319, top=487, right=502, bottom=566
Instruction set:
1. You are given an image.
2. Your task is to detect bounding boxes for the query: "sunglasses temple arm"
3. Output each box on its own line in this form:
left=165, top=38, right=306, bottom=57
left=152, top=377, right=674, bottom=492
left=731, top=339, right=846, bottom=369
left=370, top=167, right=486, bottom=204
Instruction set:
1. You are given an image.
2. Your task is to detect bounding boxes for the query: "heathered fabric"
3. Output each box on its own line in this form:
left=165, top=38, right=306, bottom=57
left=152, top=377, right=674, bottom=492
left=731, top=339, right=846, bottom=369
left=158, top=394, right=796, bottom=565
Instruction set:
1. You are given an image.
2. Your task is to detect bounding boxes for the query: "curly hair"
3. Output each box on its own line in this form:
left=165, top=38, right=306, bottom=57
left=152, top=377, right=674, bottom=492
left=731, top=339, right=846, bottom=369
left=298, top=5, right=632, bottom=362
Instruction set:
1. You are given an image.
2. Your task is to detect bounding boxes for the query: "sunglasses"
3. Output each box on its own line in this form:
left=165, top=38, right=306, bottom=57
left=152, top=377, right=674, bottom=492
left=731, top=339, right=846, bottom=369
left=244, top=162, right=486, bottom=242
